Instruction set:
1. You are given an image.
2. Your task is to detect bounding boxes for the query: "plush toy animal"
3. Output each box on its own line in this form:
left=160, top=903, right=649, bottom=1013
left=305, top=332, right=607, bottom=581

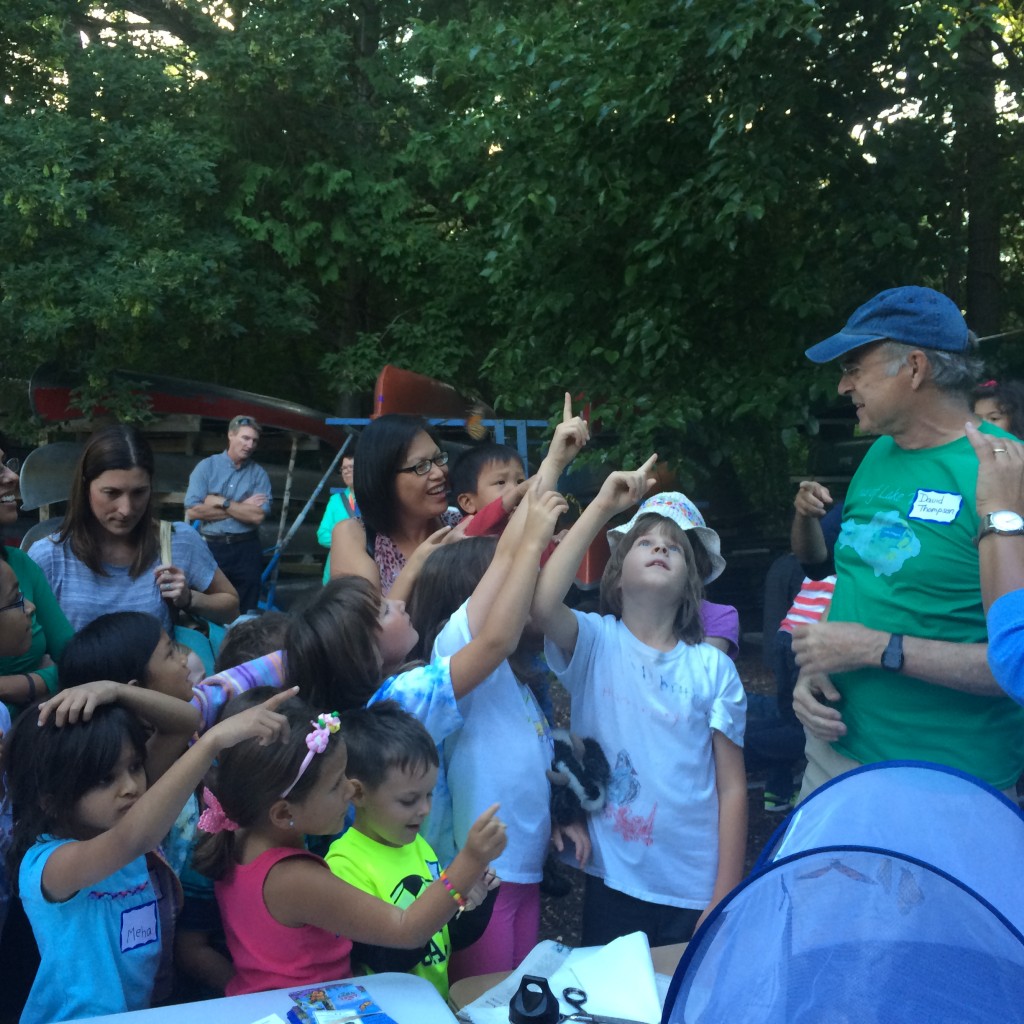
left=547, top=729, right=611, bottom=827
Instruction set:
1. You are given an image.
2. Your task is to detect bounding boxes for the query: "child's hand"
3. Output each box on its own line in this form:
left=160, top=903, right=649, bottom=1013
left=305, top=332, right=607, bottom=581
left=501, top=476, right=534, bottom=514
left=38, top=680, right=128, bottom=727
left=463, top=867, right=500, bottom=911
left=205, top=686, right=297, bottom=750
left=545, top=392, right=590, bottom=471
left=465, top=803, right=508, bottom=864
left=595, top=454, right=658, bottom=515
left=551, top=820, right=592, bottom=868
left=522, top=480, right=570, bottom=545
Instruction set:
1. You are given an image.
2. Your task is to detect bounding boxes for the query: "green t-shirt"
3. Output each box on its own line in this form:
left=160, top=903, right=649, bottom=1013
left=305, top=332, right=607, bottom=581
left=325, top=828, right=452, bottom=998
left=2, top=546, right=74, bottom=715
left=829, top=427, right=1024, bottom=789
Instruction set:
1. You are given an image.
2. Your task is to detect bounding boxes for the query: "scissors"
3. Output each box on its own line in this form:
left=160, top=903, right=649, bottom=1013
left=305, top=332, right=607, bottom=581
left=509, top=975, right=649, bottom=1024
left=560, top=986, right=649, bottom=1024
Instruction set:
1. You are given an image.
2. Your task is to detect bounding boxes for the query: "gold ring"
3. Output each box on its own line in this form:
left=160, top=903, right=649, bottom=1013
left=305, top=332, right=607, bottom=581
left=993, top=447, right=1008, bottom=453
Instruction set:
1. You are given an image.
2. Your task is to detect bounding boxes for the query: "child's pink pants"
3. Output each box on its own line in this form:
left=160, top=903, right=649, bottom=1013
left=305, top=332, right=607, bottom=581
left=447, top=881, right=540, bottom=982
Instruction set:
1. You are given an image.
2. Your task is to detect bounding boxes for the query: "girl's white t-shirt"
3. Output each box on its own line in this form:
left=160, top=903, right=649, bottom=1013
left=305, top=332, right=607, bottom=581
left=430, top=602, right=552, bottom=880
left=546, top=610, right=746, bottom=909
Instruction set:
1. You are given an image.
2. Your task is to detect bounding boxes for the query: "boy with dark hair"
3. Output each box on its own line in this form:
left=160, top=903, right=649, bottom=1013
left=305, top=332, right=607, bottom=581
left=449, top=443, right=528, bottom=522
left=325, top=702, right=497, bottom=999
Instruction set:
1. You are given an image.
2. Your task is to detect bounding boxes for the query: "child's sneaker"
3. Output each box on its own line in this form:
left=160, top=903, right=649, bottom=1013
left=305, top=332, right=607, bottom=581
left=764, top=791, right=794, bottom=813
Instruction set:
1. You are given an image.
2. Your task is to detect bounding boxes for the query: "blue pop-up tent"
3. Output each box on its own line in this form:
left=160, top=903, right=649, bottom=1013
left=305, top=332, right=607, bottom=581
left=662, top=762, right=1024, bottom=1023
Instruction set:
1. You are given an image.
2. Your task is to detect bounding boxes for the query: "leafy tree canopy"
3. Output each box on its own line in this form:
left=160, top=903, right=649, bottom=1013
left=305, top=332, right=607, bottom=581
left=1, top=0, right=1022, bottom=517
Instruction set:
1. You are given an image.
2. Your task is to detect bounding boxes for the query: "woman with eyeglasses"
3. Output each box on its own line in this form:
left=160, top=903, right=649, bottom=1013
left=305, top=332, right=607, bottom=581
left=328, top=415, right=464, bottom=601
left=0, top=446, right=74, bottom=714
left=27, top=424, right=239, bottom=635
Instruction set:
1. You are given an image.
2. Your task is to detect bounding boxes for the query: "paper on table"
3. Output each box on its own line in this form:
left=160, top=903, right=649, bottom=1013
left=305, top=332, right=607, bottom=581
left=548, top=931, right=661, bottom=1024
left=456, top=940, right=575, bottom=1023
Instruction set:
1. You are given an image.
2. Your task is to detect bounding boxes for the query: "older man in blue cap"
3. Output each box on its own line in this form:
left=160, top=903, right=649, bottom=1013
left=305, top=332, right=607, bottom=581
left=790, top=285, right=1024, bottom=799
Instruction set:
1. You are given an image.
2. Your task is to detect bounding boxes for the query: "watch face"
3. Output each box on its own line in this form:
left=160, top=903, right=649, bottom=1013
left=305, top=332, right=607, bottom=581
left=991, top=511, right=1024, bottom=532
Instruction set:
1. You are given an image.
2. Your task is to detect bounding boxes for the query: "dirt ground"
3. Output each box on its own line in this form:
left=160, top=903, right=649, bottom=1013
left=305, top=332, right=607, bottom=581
left=539, top=649, right=783, bottom=947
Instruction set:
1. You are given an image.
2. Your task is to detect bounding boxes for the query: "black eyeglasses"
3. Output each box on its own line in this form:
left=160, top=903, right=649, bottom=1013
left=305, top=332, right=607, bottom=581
left=235, top=417, right=254, bottom=427
left=0, top=592, right=26, bottom=615
left=396, top=451, right=449, bottom=476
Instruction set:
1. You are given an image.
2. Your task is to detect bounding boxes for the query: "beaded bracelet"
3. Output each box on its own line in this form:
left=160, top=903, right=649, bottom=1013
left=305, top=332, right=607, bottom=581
left=439, top=869, right=468, bottom=914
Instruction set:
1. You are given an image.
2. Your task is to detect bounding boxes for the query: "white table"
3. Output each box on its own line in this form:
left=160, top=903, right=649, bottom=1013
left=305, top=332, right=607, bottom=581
left=80, top=972, right=457, bottom=1023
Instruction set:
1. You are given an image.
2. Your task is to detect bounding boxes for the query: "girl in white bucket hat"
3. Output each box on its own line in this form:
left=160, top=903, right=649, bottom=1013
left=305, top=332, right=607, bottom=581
left=532, top=456, right=747, bottom=946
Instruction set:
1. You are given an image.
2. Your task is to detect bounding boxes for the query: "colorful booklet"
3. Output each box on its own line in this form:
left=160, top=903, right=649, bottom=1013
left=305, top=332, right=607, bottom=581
left=286, top=982, right=398, bottom=1024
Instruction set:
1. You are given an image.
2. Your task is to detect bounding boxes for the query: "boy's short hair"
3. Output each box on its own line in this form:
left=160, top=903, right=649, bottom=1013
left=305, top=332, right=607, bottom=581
left=215, top=611, right=292, bottom=672
left=449, top=443, right=525, bottom=500
left=339, top=701, right=439, bottom=790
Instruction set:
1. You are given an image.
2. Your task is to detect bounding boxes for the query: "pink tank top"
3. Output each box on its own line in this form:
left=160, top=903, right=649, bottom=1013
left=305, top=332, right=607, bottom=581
left=217, top=847, right=353, bottom=996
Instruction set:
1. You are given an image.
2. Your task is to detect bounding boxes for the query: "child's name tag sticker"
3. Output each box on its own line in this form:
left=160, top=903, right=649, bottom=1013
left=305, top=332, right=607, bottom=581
left=908, top=489, right=962, bottom=524
left=121, top=900, right=159, bottom=952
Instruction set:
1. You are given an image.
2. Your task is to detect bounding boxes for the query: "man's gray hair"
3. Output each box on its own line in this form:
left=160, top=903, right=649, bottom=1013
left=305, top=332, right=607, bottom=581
left=880, top=337, right=983, bottom=393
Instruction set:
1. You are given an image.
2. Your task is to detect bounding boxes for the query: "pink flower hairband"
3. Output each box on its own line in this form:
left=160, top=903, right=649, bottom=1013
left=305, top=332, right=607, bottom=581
left=280, top=711, right=342, bottom=799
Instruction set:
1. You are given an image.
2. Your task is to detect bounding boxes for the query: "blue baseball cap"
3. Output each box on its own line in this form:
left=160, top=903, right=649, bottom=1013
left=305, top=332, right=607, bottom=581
left=805, top=286, right=968, bottom=364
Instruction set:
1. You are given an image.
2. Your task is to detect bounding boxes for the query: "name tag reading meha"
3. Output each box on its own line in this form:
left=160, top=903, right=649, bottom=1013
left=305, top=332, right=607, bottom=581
left=908, top=489, right=963, bottom=524
left=121, top=900, right=159, bottom=953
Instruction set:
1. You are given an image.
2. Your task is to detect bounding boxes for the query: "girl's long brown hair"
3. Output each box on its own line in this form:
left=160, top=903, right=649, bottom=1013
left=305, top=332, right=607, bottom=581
left=599, top=515, right=708, bottom=645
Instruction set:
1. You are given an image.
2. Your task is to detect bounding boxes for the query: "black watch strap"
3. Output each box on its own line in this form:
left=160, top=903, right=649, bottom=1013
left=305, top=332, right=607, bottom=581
left=881, top=633, right=904, bottom=673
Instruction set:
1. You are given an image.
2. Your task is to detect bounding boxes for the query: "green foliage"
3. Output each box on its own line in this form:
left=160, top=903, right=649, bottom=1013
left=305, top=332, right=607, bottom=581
left=1, top=0, right=1022, bottom=528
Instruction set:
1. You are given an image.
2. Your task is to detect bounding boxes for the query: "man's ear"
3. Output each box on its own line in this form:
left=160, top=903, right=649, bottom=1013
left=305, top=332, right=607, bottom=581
left=457, top=492, right=479, bottom=515
left=907, top=349, right=930, bottom=390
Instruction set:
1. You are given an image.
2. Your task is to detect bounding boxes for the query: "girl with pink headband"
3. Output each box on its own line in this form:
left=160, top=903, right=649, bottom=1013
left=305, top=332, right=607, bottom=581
left=193, top=694, right=507, bottom=996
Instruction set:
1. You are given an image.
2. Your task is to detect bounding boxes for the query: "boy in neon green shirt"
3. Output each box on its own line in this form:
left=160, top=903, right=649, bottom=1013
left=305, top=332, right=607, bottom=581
left=325, top=702, right=496, bottom=998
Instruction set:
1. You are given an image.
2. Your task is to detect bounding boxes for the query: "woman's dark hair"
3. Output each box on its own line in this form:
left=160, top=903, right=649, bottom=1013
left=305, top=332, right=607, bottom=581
left=599, top=514, right=707, bottom=645
left=353, top=414, right=441, bottom=536
left=57, top=424, right=157, bottom=577
left=285, top=577, right=383, bottom=711
left=973, top=379, right=1024, bottom=439
left=340, top=700, right=437, bottom=791
left=192, top=694, right=340, bottom=880
left=215, top=611, right=292, bottom=673
left=59, top=611, right=162, bottom=688
left=3, top=703, right=150, bottom=893
left=407, top=537, right=497, bottom=659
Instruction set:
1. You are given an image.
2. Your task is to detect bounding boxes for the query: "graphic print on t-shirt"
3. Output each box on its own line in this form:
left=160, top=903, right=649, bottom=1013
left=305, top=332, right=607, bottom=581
left=838, top=510, right=922, bottom=578
left=605, top=749, right=655, bottom=845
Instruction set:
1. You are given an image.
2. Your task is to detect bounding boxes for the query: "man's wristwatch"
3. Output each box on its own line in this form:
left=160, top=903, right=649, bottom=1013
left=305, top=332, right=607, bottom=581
left=881, top=633, right=904, bottom=673
left=221, top=498, right=231, bottom=511
left=976, top=510, right=1024, bottom=543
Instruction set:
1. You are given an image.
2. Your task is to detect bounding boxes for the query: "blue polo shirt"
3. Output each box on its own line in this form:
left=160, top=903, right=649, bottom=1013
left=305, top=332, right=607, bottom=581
left=185, top=451, right=272, bottom=537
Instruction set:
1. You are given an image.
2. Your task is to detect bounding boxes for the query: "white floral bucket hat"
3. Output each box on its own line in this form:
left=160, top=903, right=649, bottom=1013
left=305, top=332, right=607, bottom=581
left=606, top=491, right=726, bottom=584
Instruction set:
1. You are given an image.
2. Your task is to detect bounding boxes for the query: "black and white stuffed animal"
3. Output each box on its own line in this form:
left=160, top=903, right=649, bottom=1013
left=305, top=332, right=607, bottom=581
left=547, top=729, right=611, bottom=827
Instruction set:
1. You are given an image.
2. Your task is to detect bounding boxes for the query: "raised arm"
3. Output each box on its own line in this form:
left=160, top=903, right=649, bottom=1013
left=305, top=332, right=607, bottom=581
left=791, top=480, right=833, bottom=566
left=966, top=421, right=1024, bottom=612
left=39, top=680, right=200, bottom=784
left=329, top=518, right=382, bottom=590
left=448, top=485, right=567, bottom=698
left=38, top=689, right=295, bottom=903
left=532, top=456, right=658, bottom=656
left=536, top=392, right=590, bottom=494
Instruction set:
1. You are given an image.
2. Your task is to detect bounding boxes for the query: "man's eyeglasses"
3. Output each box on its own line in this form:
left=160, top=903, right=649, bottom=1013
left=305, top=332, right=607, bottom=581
left=2, top=457, right=19, bottom=475
left=396, top=451, right=449, bottom=476
left=0, top=592, right=26, bottom=615
left=236, top=417, right=254, bottom=427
